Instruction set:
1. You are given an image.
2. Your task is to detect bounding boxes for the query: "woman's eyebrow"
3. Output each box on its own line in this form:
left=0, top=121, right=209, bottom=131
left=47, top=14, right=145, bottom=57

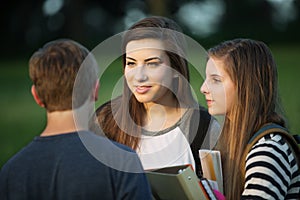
left=210, top=73, right=222, bottom=78
left=126, top=57, right=136, bottom=61
left=144, top=57, right=162, bottom=62
left=126, top=56, right=162, bottom=62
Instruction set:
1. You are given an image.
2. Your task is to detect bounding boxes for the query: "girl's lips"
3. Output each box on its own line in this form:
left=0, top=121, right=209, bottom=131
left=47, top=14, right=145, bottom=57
left=136, top=86, right=151, bottom=94
left=206, top=100, right=214, bottom=107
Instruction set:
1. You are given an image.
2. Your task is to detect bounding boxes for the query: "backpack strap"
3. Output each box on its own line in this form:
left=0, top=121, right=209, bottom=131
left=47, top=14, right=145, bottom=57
left=190, top=106, right=211, bottom=178
left=241, top=123, right=300, bottom=179
left=293, top=134, right=300, bottom=146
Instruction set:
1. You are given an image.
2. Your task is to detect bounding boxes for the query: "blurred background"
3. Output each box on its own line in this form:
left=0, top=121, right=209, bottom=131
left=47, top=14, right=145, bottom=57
left=1, top=0, right=300, bottom=167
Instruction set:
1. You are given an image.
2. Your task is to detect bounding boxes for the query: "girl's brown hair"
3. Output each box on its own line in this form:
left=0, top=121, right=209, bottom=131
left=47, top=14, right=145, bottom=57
left=209, top=38, right=285, bottom=199
left=96, top=16, right=197, bottom=149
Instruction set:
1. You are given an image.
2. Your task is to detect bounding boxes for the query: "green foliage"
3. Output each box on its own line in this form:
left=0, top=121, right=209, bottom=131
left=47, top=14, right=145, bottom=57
left=0, top=45, right=299, bottom=168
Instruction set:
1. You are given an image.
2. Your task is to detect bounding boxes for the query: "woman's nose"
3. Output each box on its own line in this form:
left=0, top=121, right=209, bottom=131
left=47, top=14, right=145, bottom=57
left=134, top=66, right=148, bottom=82
left=200, top=80, right=209, bottom=94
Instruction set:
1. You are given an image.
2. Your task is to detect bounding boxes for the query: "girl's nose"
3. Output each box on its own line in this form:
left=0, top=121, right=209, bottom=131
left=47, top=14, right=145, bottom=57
left=134, top=65, right=148, bottom=82
left=200, top=80, right=209, bottom=94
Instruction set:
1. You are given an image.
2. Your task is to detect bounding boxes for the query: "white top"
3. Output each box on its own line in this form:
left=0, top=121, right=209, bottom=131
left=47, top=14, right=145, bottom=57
left=137, top=126, right=195, bottom=170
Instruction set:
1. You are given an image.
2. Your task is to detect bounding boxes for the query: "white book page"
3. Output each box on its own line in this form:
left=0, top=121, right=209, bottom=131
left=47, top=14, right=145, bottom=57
left=199, top=149, right=223, bottom=194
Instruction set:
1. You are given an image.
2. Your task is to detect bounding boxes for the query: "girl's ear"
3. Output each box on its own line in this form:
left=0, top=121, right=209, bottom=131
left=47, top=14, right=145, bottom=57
left=31, top=85, right=45, bottom=107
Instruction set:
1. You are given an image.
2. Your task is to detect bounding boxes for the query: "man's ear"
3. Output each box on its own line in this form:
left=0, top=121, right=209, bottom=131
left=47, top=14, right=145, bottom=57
left=31, top=85, right=45, bottom=107
left=92, top=80, right=100, bottom=101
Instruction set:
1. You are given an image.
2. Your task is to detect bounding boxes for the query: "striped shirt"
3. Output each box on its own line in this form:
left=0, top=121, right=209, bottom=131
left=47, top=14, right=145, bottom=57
left=242, top=133, right=300, bottom=199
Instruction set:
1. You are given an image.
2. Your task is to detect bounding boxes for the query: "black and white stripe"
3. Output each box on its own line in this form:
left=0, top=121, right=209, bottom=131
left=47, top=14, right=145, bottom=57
left=242, top=133, right=300, bottom=199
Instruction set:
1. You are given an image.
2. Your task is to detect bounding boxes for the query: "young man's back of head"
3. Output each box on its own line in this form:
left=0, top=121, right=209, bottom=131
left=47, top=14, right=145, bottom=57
left=29, top=39, right=98, bottom=112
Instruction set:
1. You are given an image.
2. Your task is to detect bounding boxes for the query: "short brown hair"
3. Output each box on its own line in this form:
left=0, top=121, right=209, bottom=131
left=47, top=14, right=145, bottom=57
left=29, top=39, right=98, bottom=112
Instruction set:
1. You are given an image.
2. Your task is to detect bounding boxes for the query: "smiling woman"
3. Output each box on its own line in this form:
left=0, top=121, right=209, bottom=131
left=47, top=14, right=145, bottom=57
left=124, top=38, right=175, bottom=105
left=92, top=16, right=220, bottom=178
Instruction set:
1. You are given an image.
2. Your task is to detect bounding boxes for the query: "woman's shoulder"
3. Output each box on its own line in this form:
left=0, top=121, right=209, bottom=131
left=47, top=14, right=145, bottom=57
left=247, top=133, right=299, bottom=176
left=252, top=133, right=293, bottom=152
left=244, top=133, right=300, bottom=199
left=250, top=133, right=293, bottom=160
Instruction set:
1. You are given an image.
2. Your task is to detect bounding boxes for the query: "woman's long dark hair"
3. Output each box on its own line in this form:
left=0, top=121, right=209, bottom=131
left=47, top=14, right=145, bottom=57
left=96, top=16, right=197, bottom=149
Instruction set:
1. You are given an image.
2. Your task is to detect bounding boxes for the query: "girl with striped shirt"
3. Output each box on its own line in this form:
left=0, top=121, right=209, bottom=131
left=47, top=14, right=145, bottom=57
left=201, top=38, right=300, bottom=199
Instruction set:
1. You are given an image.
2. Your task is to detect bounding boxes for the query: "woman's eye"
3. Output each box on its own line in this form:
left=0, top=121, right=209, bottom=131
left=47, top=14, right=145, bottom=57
left=146, top=62, right=160, bottom=67
left=211, top=78, right=221, bottom=83
left=126, top=62, right=135, bottom=66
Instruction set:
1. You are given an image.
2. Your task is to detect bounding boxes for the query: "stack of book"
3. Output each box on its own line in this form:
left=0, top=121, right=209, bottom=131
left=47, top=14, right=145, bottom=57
left=145, top=150, right=223, bottom=200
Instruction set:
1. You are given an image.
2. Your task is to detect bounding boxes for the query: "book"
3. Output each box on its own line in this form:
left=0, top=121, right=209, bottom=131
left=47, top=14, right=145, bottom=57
left=146, top=164, right=217, bottom=200
left=199, top=150, right=223, bottom=194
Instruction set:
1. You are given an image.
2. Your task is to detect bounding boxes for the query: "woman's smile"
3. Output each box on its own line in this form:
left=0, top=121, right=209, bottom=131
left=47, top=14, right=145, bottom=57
left=135, top=85, right=152, bottom=94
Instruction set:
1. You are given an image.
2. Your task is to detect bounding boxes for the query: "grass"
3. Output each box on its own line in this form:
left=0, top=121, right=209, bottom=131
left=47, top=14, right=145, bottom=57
left=0, top=44, right=299, bottom=168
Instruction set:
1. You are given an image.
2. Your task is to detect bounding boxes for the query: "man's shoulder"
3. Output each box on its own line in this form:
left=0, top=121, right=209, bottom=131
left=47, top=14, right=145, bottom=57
left=0, top=140, right=35, bottom=177
left=79, top=130, right=135, bottom=152
left=78, top=131, right=145, bottom=173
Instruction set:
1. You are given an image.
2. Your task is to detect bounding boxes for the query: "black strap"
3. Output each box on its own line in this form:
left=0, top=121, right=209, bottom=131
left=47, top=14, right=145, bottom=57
left=190, top=106, right=211, bottom=178
left=293, top=135, right=300, bottom=144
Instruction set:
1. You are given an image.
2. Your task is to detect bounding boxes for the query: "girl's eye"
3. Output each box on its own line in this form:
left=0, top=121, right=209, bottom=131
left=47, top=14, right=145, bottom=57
left=212, top=78, right=221, bottom=83
left=209, top=77, right=222, bottom=84
left=126, top=61, right=136, bottom=67
left=146, top=62, right=160, bottom=67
